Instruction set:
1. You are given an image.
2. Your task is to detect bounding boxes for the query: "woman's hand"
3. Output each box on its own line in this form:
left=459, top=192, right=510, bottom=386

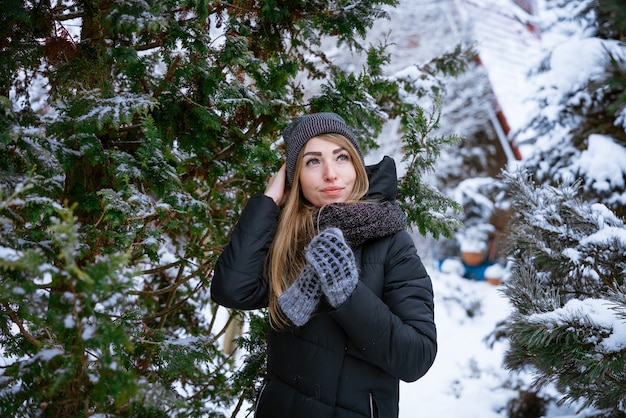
left=305, top=228, right=358, bottom=308
left=264, top=163, right=289, bottom=207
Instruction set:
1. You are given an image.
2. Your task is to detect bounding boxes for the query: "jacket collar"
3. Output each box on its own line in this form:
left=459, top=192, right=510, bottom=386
left=365, top=156, right=398, bottom=202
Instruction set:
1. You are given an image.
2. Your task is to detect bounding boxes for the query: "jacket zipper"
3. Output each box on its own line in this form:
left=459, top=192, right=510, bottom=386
left=254, top=382, right=267, bottom=416
left=369, top=391, right=379, bottom=418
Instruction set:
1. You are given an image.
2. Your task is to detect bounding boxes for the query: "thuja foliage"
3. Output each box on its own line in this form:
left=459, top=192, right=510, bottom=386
left=0, top=0, right=470, bottom=416
left=501, top=171, right=626, bottom=416
left=398, top=99, right=463, bottom=238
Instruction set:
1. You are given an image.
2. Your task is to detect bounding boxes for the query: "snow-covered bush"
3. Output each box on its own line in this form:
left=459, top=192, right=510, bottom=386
left=449, top=176, right=510, bottom=261
left=512, top=0, right=626, bottom=219
left=502, top=171, right=626, bottom=416
left=494, top=2, right=626, bottom=415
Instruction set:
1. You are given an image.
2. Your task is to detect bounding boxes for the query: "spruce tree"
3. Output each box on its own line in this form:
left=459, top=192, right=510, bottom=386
left=502, top=1, right=626, bottom=415
left=502, top=171, right=626, bottom=416
left=0, top=1, right=469, bottom=416
left=512, top=0, right=626, bottom=218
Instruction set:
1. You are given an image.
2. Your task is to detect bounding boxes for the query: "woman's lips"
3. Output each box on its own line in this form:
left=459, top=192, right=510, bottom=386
left=322, top=186, right=343, bottom=196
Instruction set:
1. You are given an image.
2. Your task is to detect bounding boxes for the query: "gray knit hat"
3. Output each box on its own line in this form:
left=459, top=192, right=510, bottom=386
left=283, top=112, right=363, bottom=184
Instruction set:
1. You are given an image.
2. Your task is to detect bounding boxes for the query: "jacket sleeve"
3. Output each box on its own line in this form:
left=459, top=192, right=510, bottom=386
left=329, top=230, right=437, bottom=382
left=210, top=194, right=279, bottom=310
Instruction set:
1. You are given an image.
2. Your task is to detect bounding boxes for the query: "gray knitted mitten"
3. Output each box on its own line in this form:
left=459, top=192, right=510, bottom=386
left=306, top=227, right=359, bottom=308
left=277, top=263, right=322, bottom=327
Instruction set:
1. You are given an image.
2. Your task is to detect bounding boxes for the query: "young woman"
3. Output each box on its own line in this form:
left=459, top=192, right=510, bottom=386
left=211, top=112, right=437, bottom=418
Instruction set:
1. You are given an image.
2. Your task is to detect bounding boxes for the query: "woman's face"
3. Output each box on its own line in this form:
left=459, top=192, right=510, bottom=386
left=298, top=136, right=357, bottom=207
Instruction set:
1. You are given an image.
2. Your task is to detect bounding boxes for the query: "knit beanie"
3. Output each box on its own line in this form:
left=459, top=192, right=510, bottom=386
left=282, top=112, right=363, bottom=184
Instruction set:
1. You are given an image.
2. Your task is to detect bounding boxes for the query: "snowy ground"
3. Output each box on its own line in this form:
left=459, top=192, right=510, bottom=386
left=397, top=235, right=616, bottom=418
left=400, top=258, right=516, bottom=418
left=399, top=255, right=593, bottom=418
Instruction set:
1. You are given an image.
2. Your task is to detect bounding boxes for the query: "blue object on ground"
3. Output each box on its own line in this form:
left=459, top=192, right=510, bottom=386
left=463, top=262, right=494, bottom=281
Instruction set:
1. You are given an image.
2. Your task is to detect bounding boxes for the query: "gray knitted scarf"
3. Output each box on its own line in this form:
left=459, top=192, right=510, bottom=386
left=313, top=201, right=407, bottom=248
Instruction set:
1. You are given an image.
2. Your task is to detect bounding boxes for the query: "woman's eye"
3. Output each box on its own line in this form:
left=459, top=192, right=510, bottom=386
left=337, top=153, right=350, bottom=162
left=305, top=158, right=320, bottom=166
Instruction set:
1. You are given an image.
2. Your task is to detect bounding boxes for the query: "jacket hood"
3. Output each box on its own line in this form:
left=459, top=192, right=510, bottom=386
left=365, top=156, right=398, bottom=202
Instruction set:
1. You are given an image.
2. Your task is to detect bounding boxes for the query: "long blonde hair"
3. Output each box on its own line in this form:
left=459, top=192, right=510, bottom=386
left=267, top=133, right=368, bottom=328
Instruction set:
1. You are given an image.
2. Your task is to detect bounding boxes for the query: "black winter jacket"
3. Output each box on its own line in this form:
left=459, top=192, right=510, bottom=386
left=211, top=156, right=437, bottom=418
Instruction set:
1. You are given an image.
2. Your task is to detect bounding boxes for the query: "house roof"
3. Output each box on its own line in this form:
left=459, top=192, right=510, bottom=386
left=452, top=0, right=544, bottom=133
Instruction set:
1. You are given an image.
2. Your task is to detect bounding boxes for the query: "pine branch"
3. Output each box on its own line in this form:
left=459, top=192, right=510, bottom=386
left=4, top=304, right=40, bottom=348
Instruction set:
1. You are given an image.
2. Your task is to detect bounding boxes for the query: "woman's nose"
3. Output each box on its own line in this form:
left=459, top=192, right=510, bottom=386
left=323, top=163, right=337, bottom=181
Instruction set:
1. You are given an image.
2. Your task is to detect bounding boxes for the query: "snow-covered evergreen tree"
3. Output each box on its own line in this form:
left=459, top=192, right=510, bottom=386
left=502, top=171, right=626, bottom=416
left=502, top=2, right=626, bottom=415
left=0, top=1, right=469, bottom=415
left=512, top=0, right=626, bottom=218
